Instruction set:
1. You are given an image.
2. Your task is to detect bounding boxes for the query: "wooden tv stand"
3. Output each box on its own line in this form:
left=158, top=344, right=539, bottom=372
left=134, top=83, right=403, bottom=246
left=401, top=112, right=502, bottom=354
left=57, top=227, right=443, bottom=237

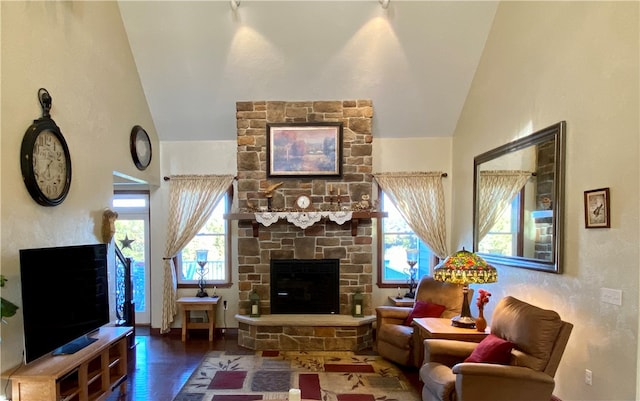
left=3, top=326, right=133, bottom=401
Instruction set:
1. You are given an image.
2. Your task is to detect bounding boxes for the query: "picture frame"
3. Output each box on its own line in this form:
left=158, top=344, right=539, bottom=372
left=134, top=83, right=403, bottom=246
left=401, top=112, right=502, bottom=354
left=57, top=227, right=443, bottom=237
left=266, top=122, right=343, bottom=178
left=584, top=187, right=610, bottom=228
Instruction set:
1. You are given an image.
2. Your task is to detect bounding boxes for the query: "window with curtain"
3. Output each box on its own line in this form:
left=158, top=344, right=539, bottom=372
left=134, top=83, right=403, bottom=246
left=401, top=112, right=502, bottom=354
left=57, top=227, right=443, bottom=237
left=377, top=191, right=436, bottom=287
left=175, top=191, right=231, bottom=287
left=478, top=189, right=525, bottom=257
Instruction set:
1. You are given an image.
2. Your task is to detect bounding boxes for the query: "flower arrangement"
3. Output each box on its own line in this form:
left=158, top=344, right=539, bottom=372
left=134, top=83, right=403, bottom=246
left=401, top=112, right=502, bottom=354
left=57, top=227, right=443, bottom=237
left=476, top=289, right=491, bottom=311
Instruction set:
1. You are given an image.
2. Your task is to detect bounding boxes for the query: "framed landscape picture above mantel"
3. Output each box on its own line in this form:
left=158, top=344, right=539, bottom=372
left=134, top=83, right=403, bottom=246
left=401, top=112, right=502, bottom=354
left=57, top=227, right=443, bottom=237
left=266, top=122, right=343, bottom=178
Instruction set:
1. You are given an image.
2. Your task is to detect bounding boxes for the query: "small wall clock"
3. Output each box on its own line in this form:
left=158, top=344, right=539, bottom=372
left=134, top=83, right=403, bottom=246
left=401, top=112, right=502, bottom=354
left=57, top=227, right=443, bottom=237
left=295, top=195, right=314, bottom=211
left=20, top=88, right=72, bottom=207
left=130, top=125, right=152, bottom=170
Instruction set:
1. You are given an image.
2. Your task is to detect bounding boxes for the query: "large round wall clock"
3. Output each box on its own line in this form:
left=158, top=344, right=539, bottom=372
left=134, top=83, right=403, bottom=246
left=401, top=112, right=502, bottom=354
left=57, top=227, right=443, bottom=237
left=20, top=89, right=72, bottom=207
left=130, top=125, right=152, bottom=170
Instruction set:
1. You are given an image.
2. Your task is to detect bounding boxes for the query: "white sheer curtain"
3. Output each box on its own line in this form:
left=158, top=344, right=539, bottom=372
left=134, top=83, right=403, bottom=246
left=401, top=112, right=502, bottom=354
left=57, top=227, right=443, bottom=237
left=373, top=172, right=448, bottom=259
left=477, top=170, right=533, bottom=242
left=161, top=174, right=235, bottom=333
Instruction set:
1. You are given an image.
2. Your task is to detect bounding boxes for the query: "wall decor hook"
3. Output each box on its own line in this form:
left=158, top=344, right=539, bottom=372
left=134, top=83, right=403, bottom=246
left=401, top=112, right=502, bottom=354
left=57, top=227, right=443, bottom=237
left=38, top=88, right=52, bottom=118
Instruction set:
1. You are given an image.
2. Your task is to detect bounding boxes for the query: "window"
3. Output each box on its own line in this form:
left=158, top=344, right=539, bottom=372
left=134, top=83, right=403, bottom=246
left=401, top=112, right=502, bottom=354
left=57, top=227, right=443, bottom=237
left=377, top=190, right=436, bottom=287
left=176, top=192, right=232, bottom=287
left=477, top=190, right=524, bottom=257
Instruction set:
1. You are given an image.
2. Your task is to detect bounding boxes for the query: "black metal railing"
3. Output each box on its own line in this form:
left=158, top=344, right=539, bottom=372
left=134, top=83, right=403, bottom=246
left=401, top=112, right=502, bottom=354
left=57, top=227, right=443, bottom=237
left=115, top=245, right=135, bottom=329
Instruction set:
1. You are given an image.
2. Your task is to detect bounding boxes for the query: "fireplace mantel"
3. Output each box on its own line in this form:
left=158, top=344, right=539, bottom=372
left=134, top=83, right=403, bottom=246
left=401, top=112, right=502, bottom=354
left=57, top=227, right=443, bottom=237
left=224, top=211, right=387, bottom=236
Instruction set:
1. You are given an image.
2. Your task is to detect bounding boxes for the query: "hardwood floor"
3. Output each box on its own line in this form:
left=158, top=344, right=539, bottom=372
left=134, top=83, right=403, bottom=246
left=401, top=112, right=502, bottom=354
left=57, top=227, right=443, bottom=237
left=107, top=326, right=422, bottom=401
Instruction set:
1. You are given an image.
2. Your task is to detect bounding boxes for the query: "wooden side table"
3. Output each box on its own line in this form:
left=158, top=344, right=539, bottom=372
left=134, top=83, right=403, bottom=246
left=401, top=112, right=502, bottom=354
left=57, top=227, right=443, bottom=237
left=413, top=317, right=489, bottom=366
left=177, top=296, right=221, bottom=342
left=388, top=295, right=415, bottom=307
left=413, top=317, right=489, bottom=342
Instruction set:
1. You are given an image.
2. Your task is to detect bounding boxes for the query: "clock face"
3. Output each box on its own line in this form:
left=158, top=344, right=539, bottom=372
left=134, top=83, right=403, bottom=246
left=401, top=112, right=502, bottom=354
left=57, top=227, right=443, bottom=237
left=296, top=195, right=311, bottom=210
left=21, top=118, right=72, bottom=206
left=33, top=130, right=68, bottom=200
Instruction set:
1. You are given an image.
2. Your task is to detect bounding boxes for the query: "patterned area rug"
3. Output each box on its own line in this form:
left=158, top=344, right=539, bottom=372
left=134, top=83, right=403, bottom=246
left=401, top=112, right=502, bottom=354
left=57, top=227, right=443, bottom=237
left=173, top=349, right=421, bottom=401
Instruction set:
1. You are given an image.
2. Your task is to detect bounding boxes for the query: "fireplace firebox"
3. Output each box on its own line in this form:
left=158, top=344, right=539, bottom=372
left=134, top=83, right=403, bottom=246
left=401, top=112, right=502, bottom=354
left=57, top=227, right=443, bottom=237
left=270, top=259, right=340, bottom=314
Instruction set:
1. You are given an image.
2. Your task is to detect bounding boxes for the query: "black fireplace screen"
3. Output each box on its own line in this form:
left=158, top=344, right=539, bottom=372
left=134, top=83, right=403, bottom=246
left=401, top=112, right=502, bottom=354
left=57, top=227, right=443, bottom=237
left=270, top=259, right=340, bottom=314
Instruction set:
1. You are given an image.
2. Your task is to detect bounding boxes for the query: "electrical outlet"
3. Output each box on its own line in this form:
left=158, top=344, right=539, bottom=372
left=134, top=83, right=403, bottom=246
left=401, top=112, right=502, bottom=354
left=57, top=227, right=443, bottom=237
left=223, top=300, right=228, bottom=310
left=600, top=288, right=622, bottom=305
left=585, top=369, right=592, bottom=385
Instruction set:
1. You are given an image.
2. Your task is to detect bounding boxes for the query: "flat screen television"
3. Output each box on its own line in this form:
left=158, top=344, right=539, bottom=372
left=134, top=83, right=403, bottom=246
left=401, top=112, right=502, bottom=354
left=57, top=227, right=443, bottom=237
left=19, top=243, right=110, bottom=363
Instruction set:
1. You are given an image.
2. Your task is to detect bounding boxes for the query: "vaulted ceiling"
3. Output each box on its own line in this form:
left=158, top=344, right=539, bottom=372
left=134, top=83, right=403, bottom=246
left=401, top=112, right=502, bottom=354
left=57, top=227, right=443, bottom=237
left=118, top=1, right=498, bottom=142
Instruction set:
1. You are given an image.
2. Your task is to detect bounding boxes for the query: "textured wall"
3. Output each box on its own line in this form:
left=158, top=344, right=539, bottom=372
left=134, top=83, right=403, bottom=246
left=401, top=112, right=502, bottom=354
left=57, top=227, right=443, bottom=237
left=450, top=2, right=639, bottom=400
left=1, top=0, right=158, bottom=379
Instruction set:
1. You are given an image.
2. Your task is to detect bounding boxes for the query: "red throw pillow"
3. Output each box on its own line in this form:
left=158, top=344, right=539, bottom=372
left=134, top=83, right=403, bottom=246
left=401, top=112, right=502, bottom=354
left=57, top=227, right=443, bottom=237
left=403, top=301, right=447, bottom=326
left=464, top=334, right=514, bottom=365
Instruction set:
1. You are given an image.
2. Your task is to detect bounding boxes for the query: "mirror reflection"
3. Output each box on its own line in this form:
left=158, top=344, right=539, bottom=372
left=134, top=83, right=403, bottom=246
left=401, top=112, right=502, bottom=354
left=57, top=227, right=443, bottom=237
left=473, top=121, right=565, bottom=273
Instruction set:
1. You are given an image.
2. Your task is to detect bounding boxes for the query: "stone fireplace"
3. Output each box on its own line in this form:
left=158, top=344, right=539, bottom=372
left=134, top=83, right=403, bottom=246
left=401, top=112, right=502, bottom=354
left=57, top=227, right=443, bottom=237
left=234, top=100, right=376, bottom=316
left=232, top=100, right=377, bottom=351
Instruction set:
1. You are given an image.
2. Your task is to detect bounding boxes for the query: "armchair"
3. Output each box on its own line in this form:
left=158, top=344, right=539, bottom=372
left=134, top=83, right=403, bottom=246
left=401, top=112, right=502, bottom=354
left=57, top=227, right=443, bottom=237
left=376, top=276, right=470, bottom=367
left=420, top=296, right=573, bottom=401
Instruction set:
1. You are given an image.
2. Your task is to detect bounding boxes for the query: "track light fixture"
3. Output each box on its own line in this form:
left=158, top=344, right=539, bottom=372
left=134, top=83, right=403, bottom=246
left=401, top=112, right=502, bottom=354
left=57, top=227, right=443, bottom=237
left=379, top=0, right=390, bottom=9
left=231, top=0, right=240, bottom=11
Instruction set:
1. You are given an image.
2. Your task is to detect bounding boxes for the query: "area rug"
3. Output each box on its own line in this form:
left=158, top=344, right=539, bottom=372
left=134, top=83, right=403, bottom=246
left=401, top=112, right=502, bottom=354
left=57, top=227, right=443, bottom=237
left=173, top=349, right=421, bottom=401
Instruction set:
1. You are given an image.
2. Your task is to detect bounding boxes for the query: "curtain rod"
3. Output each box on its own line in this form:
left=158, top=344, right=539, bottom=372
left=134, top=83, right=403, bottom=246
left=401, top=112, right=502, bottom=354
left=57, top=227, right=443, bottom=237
left=163, top=176, right=238, bottom=181
left=371, top=171, right=449, bottom=177
left=163, top=173, right=448, bottom=181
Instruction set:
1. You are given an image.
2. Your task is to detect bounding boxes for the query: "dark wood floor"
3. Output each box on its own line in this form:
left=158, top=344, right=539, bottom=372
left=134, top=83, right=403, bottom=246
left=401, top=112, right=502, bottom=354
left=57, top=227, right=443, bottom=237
left=107, top=326, right=422, bottom=401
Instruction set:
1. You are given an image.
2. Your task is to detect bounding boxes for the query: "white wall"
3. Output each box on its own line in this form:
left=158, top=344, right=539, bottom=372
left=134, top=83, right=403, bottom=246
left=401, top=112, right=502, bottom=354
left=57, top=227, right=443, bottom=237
left=1, top=0, right=158, bottom=377
left=450, top=2, right=639, bottom=400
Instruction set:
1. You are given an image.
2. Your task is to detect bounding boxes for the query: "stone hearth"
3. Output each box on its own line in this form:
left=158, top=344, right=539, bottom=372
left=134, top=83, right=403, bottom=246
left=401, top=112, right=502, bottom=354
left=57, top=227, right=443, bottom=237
left=235, top=314, right=376, bottom=351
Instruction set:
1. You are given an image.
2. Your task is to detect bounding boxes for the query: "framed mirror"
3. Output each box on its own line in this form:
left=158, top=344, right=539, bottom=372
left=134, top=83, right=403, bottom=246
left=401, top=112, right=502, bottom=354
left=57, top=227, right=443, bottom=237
left=473, top=121, right=566, bottom=273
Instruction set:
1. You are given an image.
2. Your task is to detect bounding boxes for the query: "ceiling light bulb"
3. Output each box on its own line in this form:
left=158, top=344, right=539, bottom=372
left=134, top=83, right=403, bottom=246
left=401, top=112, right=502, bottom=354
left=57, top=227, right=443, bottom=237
left=231, top=0, right=240, bottom=11
left=379, top=0, right=390, bottom=9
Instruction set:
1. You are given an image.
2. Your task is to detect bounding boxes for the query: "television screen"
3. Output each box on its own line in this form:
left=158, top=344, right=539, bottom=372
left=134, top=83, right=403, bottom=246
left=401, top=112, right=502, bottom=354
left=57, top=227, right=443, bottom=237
left=19, top=244, right=110, bottom=363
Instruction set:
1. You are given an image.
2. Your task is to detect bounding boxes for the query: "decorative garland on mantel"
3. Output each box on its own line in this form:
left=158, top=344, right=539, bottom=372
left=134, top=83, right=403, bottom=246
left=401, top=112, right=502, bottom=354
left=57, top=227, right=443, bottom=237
left=254, top=210, right=353, bottom=229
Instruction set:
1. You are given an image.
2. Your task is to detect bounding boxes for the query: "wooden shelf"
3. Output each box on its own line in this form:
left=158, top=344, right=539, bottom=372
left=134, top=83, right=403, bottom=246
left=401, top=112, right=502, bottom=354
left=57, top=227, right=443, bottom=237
left=2, top=326, right=133, bottom=401
left=224, top=211, right=387, bottom=236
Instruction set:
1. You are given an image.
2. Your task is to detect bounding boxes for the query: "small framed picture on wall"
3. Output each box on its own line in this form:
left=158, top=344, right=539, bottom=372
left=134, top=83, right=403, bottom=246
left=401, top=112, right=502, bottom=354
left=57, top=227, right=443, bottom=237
left=584, top=187, right=610, bottom=228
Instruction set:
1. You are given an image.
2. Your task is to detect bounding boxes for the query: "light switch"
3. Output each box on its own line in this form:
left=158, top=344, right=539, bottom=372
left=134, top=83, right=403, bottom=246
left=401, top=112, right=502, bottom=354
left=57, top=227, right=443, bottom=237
left=600, top=288, right=622, bottom=305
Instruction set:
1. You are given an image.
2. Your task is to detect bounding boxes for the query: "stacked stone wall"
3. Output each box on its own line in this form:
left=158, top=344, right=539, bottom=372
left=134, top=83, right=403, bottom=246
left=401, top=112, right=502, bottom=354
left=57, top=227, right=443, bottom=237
left=534, top=141, right=555, bottom=260
left=235, top=100, right=375, bottom=317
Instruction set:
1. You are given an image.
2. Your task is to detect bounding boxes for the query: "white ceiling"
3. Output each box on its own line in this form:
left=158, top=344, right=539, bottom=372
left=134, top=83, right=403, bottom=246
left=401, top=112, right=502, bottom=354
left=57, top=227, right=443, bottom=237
left=118, top=1, right=498, bottom=142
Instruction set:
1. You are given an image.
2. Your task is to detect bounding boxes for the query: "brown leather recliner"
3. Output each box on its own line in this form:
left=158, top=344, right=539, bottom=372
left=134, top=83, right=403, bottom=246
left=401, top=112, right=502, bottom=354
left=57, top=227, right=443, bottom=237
left=375, top=276, right=469, bottom=367
left=420, top=296, right=573, bottom=401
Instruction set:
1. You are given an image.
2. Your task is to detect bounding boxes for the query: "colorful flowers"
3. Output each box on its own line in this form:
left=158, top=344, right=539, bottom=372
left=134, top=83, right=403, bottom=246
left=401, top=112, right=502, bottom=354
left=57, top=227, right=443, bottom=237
left=476, top=289, right=491, bottom=310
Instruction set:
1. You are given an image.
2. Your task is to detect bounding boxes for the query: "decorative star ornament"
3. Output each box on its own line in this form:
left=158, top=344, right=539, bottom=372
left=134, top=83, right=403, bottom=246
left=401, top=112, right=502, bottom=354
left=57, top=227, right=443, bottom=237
left=119, top=234, right=135, bottom=249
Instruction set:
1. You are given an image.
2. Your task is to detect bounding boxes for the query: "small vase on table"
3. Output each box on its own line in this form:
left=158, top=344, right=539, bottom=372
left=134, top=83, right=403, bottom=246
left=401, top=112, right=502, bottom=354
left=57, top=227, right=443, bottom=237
left=475, top=307, right=487, bottom=332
